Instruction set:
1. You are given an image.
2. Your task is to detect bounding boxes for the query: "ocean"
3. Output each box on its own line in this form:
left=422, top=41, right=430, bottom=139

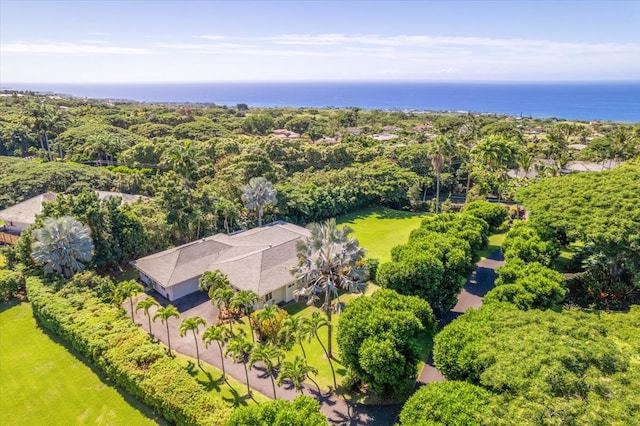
left=3, top=82, right=639, bottom=122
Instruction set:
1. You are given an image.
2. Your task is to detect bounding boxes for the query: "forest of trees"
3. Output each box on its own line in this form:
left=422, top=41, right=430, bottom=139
left=1, top=91, right=639, bottom=425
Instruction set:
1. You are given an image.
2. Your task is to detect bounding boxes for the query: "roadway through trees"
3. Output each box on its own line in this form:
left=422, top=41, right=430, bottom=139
left=124, top=250, right=504, bottom=425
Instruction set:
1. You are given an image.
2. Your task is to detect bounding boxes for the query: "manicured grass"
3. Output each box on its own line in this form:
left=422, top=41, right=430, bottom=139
left=0, top=302, right=164, bottom=426
left=174, top=355, right=270, bottom=405
left=337, top=206, right=430, bottom=263
left=476, top=232, right=507, bottom=260
left=554, top=241, right=585, bottom=272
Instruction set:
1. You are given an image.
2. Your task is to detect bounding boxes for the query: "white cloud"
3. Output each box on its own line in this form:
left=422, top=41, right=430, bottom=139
left=1, top=41, right=159, bottom=55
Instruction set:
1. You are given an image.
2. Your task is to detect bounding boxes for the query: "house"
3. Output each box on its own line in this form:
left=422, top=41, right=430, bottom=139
left=0, top=191, right=146, bottom=240
left=132, top=222, right=310, bottom=304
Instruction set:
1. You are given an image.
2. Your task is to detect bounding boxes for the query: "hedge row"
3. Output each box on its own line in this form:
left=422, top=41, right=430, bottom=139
left=26, top=274, right=230, bottom=425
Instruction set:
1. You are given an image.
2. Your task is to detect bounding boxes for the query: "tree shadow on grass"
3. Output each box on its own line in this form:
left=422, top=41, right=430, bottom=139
left=222, top=383, right=256, bottom=406
left=32, top=317, right=168, bottom=425
left=0, top=298, right=23, bottom=314
left=184, top=360, right=225, bottom=392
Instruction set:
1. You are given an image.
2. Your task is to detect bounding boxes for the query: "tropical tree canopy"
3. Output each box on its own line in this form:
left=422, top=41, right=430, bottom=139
left=240, top=176, right=277, bottom=227
left=30, top=216, right=94, bottom=278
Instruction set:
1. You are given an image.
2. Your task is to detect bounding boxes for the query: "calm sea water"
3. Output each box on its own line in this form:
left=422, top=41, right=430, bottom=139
left=3, top=82, right=639, bottom=122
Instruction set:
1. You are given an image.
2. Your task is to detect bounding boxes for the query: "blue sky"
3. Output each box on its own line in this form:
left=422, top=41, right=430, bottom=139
left=1, top=0, right=639, bottom=83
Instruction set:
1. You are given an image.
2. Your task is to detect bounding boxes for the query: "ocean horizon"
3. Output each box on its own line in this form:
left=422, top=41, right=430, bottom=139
left=2, top=81, right=639, bottom=122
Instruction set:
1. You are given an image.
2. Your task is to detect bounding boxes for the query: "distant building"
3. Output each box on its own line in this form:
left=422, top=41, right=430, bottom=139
left=132, top=222, right=309, bottom=304
left=0, top=191, right=146, bottom=241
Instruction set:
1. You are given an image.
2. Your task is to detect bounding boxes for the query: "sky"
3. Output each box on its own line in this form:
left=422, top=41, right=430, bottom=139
left=1, top=0, right=639, bottom=83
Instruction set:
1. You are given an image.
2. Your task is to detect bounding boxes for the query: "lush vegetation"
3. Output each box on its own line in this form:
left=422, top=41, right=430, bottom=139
left=377, top=205, right=496, bottom=312
left=0, top=302, right=164, bottom=425
left=429, top=303, right=640, bottom=424
left=337, top=289, right=435, bottom=394
left=518, top=161, right=640, bottom=307
left=26, top=273, right=231, bottom=425
left=225, top=396, right=327, bottom=426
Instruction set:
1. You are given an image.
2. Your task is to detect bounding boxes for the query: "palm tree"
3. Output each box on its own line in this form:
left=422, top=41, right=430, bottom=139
left=136, top=297, right=159, bottom=338
left=212, top=285, right=235, bottom=333
left=428, top=135, right=452, bottom=214
left=249, top=342, right=282, bottom=398
left=471, top=135, right=519, bottom=200
left=230, top=290, right=259, bottom=342
left=280, top=316, right=309, bottom=359
left=198, top=270, right=231, bottom=299
left=291, top=218, right=365, bottom=359
left=255, top=304, right=282, bottom=343
left=153, top=304, right=180, bottom=356
left=277, top=354, right=319, bottom=395
left=118, top=280, right=144, bottom=322
left=517, top=152, right=535, bottom=178
left=225, top=333, right=253, bottom=396
left=303, top=311, right=337, bottom=390
left=241, top=177, right=277, bottom=227
left=31, top=216, right=94, bottom=279
left=202, top=325, right=230, bottom=381
left=161, top=139, right=205, bottom=183
left=179, top=316, right=207, bottom=367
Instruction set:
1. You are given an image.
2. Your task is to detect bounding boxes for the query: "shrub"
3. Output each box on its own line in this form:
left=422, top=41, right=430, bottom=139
left=463, top=200, right=508, bottom=232
left=26, top=274, right=230, bottom=425
left=0, top=269, right=23, bottom=301
left=225, top=396, right=327, bottom=426
left=502, top=221, right=560, bottom=266
left=398, top=381, right=492, bottom=426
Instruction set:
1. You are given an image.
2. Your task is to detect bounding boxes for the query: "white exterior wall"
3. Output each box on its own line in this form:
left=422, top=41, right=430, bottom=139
left=170, top=279, right=199, bottom=301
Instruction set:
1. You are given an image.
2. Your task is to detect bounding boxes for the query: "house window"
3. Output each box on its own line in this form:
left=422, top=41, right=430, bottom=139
left=265, top=292, right=273, bottom=302
left=287, top=283, right=295, bottom=288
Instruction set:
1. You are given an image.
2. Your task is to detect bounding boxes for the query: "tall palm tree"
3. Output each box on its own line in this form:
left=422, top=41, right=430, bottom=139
left=428, top=135, right=451, bottom=214
left=202, top=325, right=230, bottom=381
left=225, top=333, right=253, bottom=396
left=241, top=177, right=277, bottom=227
left=31, top=216, right=94, bottom=279
left=212, top=285, right=235, bottom=333
left=471, top=135, right=519, bottom=200
left=179, top=316, right=207, bottom=367
left=291, top=218, right=365, bottom=359
left=277, top=354, right=319, bottom=395
left=249, top=342, right=282, bottom=398
left=303, top=311, right=337, bottom=390
left=118, top=280, right=144, bottom=322
left=136, top=297, right=159, bottom=338
left=517, top=152, right=535, bottom=178
left=280, top=316, right=309, bottom=359
left=230, top=290, right=259, bottom=342
left=153, top=304, right=180, bottom=356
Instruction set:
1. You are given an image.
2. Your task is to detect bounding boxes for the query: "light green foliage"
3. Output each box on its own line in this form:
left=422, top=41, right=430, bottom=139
left=377, top=213, right=487, bottom=312
left=502, top=220, right=560, bottom=266
left=225, top=395, right=327, bottom=426
left=0, top=268, right=22, bottom=301
left=0, top=156, right=113, bottom=209
left=337, top=289, right=435, bottom=394
left=463, top=200, right=508, bottom=232
left=26, top=274, right=230, bottom=425
left=518, top=161, right=640, bottom=299
left=398, top=381, right=492, bottom=426
left=432, top=303, right=639, bottom=424
left=484, top=259, right=567, bottom=310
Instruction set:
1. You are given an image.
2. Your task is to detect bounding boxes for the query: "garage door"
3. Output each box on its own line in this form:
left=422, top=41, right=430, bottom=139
left=171, top=279, right=199, bottom=300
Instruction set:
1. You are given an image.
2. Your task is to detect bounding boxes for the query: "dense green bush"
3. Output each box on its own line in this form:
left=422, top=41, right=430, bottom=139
left=484, top=259, right=567, bottom=309
left=463, top=200, right=508, bottom=232
left=432, top=303, right=639, bottom=424
left=0, top=268, right=22, bottom=301
left=502, top=221, right=559, bottom=266
left=225, top=396, right=327, bottom=426
left=26, top=273, right=230, bottom=425
left=398, top=381, right=492, bottom=426
left=337, top=289, right=435, bottom=394
left=377, top=213, right=488, bottom=312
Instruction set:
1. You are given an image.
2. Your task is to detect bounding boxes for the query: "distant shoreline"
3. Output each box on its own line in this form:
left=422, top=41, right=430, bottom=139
left=2, top=81, right=639, bottom=122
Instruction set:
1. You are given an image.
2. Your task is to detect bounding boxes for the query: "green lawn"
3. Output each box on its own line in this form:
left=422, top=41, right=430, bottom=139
left=476, top=232, right=507, bottom=260
left=337, top=207, right=430, bottom=263
left=0, top=302, right=164, bottom=426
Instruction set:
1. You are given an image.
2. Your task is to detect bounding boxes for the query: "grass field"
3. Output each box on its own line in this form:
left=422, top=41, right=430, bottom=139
left=0, top=302, right=164, bottom=426
left=337, top=207, right=430, bottom=263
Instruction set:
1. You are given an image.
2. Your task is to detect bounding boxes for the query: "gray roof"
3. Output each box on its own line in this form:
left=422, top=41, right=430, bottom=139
left=133, top=222, right=310, bottom=297
left=0, top=191, right=146, bottom=226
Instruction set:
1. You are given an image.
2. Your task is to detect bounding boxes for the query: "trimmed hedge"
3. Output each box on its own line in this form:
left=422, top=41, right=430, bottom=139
left=26, top=274, right=230, bottom=425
